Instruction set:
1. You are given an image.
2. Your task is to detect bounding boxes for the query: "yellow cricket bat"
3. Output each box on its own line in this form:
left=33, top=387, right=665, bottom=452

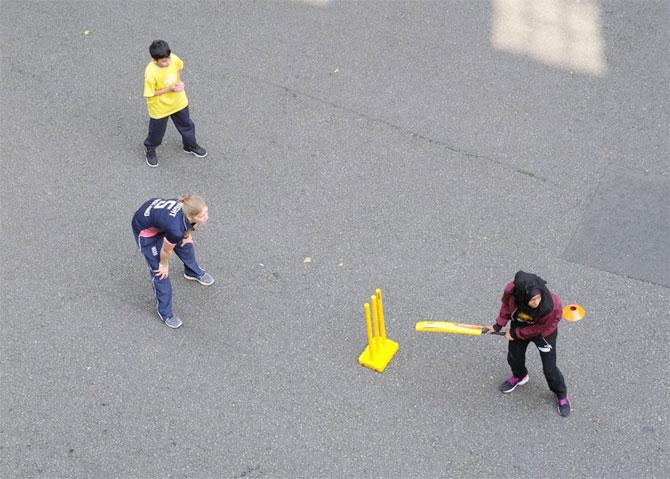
left=415, top=321, right=504, bottom=336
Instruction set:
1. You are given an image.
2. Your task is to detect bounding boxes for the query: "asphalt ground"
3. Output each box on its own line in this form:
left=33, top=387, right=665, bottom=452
left=1, top=1, right=668, bottom=478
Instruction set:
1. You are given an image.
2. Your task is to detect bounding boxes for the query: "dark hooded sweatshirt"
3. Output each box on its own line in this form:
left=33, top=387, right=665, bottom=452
left=494, top=272, right=563, bottom=340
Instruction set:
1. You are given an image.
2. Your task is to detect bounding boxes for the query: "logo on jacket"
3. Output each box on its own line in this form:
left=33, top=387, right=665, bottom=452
left=512, top=308, right=535, bottom=324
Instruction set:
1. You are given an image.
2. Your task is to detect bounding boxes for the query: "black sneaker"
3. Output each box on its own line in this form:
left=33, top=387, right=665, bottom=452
left=557, top=395, right=571, bottom=417
left=145, top=147, right=158, bottom=167
left=499, top=374, right=529, bottom=393
left=183, top=144, right=207, bottom=158
left=183, top=271, right=215, bottom=286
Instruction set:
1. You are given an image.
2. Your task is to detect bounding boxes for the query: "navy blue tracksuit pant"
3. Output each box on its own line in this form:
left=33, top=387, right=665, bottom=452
left=133, top=229, right=204, bottom=321
left=144, top=106, right=197, bottom=150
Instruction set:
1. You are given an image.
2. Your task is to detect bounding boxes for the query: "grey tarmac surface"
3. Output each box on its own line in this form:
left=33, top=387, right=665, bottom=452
left=1, top=1, right=668, bottom=478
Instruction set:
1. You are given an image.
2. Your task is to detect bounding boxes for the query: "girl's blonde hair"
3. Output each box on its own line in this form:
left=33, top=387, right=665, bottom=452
left=179, top=194, right=207, bottom=219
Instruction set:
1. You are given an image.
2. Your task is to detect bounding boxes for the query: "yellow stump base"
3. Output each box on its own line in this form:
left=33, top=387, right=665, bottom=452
left=358, top=339, right=399, bottom=372
left=358, top=288, right=399, bottom=372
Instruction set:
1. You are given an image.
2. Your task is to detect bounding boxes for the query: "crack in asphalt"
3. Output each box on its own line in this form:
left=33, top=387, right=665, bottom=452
left=228, top=69, right=556, bottom=185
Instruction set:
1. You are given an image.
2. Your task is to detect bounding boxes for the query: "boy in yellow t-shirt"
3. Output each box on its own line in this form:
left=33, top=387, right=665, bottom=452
left=143, top=40, right=207, bottom=167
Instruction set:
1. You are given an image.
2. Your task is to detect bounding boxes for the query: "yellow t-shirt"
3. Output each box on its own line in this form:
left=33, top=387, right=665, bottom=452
left=143, top=54, right=189, bottom=119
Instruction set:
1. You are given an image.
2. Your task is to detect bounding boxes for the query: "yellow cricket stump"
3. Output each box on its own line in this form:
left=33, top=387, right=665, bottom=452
left=358, top=288, right=399, bottom=372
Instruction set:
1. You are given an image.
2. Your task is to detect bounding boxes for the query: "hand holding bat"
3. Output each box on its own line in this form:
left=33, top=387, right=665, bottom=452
left=486, top=325, right=513, bottom=340
left=417, top=305, right=585, bottom=338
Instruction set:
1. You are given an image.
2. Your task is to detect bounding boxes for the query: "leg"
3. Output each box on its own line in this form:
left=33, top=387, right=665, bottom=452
left=534, top=330, right=567, bottom=397
left=499, top=330, right=531, bottom=392
left=136, top=234, right=174, bottom=320
left=507, top=335, right=531, bottom=379
left=170, top=106, right=197, bottom=148
left=173, top=240, right=205, bottom=278
left=144, top=116, right=169, bottom=149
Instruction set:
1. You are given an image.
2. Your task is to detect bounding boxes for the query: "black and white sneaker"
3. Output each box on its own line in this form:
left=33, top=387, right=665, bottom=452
left=557, top=395, right=571, bottom=417
left=145, top=147, right=158, bottom=167
left=184, top=271, right=215, bottom=286
left=164, top=315, right=182, bottom=329
left=183, top=144, right=207, bottom=158
left=499, top=374, right=529, bottom=393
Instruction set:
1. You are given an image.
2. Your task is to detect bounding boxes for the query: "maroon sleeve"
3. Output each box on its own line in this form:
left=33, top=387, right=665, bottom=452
left=513, top=293, right=563, bottom=340
left=495, top=282, right=516, bottom=328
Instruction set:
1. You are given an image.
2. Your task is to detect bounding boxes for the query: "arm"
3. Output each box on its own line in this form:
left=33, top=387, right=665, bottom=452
left=154, top=240, right=176, bottom=279
left=511, top=295, right=562, bottom=340
left=487, top=282, right=515, bottom=336
left=180, top=224, right=196, bottom=245
left=143, top=66, right=184, bottom=98
left=511, top=313, right=559, bottom=340
left=152, top=73, right=184, bottom=97
left=152, top=84, right=181, bottom=96
left=168, top=55, right=185, bottom=93
left=164, top=70, right=184, bottom=94
left=494, top=282, right=516, bottom=328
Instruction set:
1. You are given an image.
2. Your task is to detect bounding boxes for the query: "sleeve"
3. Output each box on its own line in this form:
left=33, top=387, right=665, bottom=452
left=164, top=228, right=182, bottom=245
left=173, top=54, right=184, bottom=71
left=495, top=282, right=516, bottom=328
left=143, top=68, right=155, bottom=98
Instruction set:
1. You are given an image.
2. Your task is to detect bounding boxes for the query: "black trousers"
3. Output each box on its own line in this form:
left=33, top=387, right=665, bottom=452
left=144, top=106, right=197, bottom=149
left=507, top=327, right=567, bottom=397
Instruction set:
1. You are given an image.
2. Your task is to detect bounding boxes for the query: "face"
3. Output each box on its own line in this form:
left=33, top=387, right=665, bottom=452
left=154, top=56, right=171, bottom=68
left=191, top=206, right=209, bottom=225
left=527, top=294, right=542, bottom=309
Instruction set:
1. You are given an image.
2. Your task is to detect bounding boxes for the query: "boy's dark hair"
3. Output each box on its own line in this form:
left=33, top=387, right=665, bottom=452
left=149, top=40, right=171, bottom=60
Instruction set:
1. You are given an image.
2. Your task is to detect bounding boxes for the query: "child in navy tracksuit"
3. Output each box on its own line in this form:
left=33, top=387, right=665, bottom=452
left=131, top=194, right=215, bottom=329
left=488, top=271, right=571, bottom=417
